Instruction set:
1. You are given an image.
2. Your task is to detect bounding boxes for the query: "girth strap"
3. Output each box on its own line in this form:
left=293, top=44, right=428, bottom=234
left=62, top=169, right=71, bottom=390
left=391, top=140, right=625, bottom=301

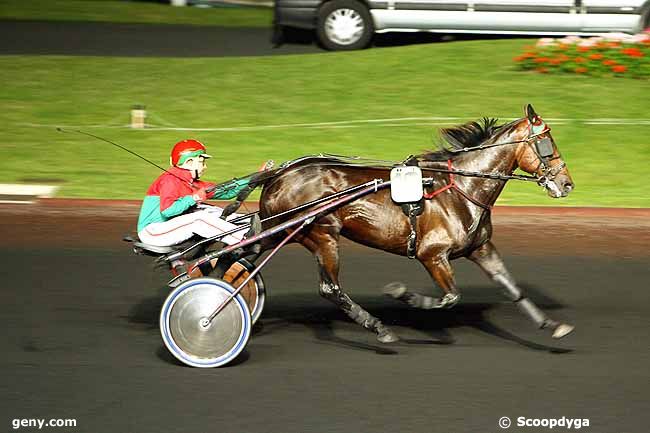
left=401, top=201, right=423, bottom=259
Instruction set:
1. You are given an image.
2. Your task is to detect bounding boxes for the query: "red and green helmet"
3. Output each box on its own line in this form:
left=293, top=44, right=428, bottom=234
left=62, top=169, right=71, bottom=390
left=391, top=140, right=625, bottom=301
left=170, top=139, right=212, bottom=166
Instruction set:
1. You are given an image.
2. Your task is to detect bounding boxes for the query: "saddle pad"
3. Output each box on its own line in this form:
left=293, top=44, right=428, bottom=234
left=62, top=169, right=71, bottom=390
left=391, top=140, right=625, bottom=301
left=390, top=166, right=423, bottom=203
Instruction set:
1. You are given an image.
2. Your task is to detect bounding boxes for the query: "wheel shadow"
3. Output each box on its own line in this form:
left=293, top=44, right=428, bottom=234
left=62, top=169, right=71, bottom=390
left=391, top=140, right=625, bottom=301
left=123, top=286, right=169, bottom=330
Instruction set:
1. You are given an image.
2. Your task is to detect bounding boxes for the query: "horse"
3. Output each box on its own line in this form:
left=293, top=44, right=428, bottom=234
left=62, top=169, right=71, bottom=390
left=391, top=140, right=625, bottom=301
left=257, top=104, right=575, bottom=343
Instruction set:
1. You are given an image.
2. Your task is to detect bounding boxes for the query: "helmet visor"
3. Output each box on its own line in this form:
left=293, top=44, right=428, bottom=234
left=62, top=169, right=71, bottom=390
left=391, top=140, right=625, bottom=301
left=177, top=149, right=211, bottom=166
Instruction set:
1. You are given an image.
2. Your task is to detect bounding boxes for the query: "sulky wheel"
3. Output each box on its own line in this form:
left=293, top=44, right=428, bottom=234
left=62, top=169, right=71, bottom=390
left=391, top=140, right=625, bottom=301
left=317, top=0, right=373, bottom=51
left=160, top=277, right=251, bottom=368
left=187, top=258, right=266, bottom=325
left=223, top=258, right=266, bottom=326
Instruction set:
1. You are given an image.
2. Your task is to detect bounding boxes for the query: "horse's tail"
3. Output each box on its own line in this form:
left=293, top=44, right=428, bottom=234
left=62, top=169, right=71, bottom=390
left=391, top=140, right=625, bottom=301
left=220, top=154, right=352, bottom=219
left=218, top=166, right=284, bottom=219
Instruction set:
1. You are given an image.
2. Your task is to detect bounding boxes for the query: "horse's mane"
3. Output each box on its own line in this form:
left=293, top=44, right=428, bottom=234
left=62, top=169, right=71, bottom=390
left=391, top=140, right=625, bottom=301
left=420, top=117, right=513, bottom=161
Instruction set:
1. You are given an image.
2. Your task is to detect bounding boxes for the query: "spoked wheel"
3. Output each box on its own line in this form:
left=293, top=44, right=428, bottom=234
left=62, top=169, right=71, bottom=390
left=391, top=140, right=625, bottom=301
left=223, top=259, right=266, bottom=325
left=160, top=277, right=251, bottom=368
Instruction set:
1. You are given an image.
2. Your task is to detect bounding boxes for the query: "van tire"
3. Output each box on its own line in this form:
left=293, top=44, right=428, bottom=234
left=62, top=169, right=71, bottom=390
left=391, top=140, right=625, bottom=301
left=317, top=0, right=373, bottom=50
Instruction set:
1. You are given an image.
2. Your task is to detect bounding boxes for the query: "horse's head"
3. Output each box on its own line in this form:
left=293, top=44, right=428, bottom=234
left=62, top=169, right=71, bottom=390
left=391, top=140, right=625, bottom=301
left=514, top=104, right=574, bottom=198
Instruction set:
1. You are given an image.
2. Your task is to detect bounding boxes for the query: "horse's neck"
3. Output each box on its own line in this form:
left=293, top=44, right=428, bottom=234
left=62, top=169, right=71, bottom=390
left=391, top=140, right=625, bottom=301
left=453, top=133, right=520, bottom=207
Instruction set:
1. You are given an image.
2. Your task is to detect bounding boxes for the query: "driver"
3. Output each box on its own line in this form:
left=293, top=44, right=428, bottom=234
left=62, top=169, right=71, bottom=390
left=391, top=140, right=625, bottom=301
left=137, top=139, right=265, bottom=248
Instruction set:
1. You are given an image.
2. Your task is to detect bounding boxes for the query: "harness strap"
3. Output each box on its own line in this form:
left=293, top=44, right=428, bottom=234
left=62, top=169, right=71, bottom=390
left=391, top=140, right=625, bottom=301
left=423, top=160, right=492, bottom=211
left=407, top=211, right=417, bottom=259
left=423, top=159, right=456, bottom=198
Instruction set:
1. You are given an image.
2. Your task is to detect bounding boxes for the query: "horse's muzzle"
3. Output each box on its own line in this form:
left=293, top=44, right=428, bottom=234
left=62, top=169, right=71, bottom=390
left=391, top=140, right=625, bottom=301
left=561, top=180, right=574, bottom=196
left=550, top=174, right=574, bottom=198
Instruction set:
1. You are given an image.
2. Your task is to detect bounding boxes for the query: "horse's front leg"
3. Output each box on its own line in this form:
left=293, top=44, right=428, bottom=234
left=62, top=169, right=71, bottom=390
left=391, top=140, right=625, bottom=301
left=385, top=254, right=461, bottom=309
left=468, top=241, right=574, bottom=339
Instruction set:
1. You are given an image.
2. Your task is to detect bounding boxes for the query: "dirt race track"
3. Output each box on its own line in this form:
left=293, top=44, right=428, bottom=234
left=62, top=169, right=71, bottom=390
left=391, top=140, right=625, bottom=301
left=1, top=201, right=649, bottom=433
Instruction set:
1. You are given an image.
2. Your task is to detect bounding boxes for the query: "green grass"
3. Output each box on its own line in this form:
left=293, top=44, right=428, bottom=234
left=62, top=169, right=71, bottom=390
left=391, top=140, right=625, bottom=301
left=0, top=0, right=272, bottom=27
left=1, top=39, right=649, bottom=206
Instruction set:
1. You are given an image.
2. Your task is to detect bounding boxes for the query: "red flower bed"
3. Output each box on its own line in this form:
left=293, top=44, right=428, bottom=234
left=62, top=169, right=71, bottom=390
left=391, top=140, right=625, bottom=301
left=514, top=31, right=650, bottom=79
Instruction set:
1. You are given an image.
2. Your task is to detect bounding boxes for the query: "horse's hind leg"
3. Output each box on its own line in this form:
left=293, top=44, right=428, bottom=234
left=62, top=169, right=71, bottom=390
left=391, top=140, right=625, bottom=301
left=385, top=254, right=461, bottom=309
left=302, top=230, right=399, bottom=343
left=468, top=241, right=574, bottom=339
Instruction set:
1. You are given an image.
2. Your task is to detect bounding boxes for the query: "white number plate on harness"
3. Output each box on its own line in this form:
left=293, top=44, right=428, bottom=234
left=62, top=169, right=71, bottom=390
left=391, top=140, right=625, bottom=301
left=390, top=166, right=423, bottom=203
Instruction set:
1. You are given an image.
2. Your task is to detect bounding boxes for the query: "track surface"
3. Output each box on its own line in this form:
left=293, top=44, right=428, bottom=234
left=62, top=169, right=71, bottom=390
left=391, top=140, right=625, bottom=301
left=0, top=20, right=505, bottom=56
left=0, top=20, right=322, bottom=57
left=1, top=206, right=649, bottom=433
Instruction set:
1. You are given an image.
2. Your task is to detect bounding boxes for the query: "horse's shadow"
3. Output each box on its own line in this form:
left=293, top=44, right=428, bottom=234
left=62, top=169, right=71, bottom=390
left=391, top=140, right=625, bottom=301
left=258, top=292, right=572, bottom=354
left=124, top=284, right=573, bottom=361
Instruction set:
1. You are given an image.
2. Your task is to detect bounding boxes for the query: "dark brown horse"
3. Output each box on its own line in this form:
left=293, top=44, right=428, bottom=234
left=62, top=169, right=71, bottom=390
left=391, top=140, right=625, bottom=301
left=258, top=105, right=575, bottom=343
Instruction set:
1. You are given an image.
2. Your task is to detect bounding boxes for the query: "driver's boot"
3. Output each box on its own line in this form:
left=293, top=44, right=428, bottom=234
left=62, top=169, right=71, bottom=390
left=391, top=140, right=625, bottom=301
left=231, top=214, right=262, bottom=258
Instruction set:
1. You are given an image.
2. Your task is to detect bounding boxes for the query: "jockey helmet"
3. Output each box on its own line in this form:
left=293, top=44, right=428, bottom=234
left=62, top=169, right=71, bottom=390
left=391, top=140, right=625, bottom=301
left=170, top=139, right=212, bottom=166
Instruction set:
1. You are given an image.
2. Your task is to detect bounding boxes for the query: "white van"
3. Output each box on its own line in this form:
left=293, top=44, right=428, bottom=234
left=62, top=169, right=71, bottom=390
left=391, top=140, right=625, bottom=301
left=273, top=0, right=650, bottom=50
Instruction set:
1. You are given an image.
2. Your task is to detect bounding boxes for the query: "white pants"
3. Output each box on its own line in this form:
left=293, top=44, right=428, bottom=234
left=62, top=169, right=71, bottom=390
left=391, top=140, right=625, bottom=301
left=138, top=206, right=248, bottom=247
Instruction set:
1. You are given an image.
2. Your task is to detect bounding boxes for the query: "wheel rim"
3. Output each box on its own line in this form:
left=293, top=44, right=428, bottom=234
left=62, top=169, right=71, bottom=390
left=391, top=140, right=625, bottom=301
left=160, top=278, right=250, bottom=368
left=324, top=8, right=365, bottom=46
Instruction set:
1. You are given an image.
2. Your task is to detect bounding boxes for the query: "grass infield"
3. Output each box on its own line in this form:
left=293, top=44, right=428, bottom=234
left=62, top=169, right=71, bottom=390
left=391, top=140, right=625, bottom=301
left=1, top=38, right=649, bottom=206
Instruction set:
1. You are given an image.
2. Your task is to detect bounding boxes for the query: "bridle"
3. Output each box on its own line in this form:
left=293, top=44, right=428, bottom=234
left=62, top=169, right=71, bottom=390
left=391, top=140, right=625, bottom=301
left=418, top=116, right=567, bottom=209
left=526, top=117, right=566, bottom=191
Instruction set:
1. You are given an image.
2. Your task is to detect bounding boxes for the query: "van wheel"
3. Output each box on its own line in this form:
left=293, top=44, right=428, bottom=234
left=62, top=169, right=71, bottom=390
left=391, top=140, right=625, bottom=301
left=317, top=0, right=373, bottom=50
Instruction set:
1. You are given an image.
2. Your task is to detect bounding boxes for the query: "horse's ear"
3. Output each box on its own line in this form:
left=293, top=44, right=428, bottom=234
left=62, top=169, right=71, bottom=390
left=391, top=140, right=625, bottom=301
left=524, top=104, right=537, bottom=121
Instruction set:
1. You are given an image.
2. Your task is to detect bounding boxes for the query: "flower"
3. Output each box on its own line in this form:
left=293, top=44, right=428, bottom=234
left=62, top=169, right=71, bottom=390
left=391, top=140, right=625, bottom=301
left=578, top=39, right=597, bottom=48
left=603, top=32, right=633, bottom=42
left=536, top=38, right=556, bottom=47
left=560, top=36, right=581, bottom=45
left=514, top=32, right=649, bottom=79
left=621, top=47, right=644, bottom=57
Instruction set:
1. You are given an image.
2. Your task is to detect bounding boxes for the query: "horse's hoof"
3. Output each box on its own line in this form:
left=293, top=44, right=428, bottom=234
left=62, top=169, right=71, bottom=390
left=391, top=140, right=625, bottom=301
left=383, top=282, right=407, bottom=299
left=377, top=330, right=400, bottom=344
left=439, top=293, right=460, bottom=309
left=552, top=323, right=574, bottom=339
